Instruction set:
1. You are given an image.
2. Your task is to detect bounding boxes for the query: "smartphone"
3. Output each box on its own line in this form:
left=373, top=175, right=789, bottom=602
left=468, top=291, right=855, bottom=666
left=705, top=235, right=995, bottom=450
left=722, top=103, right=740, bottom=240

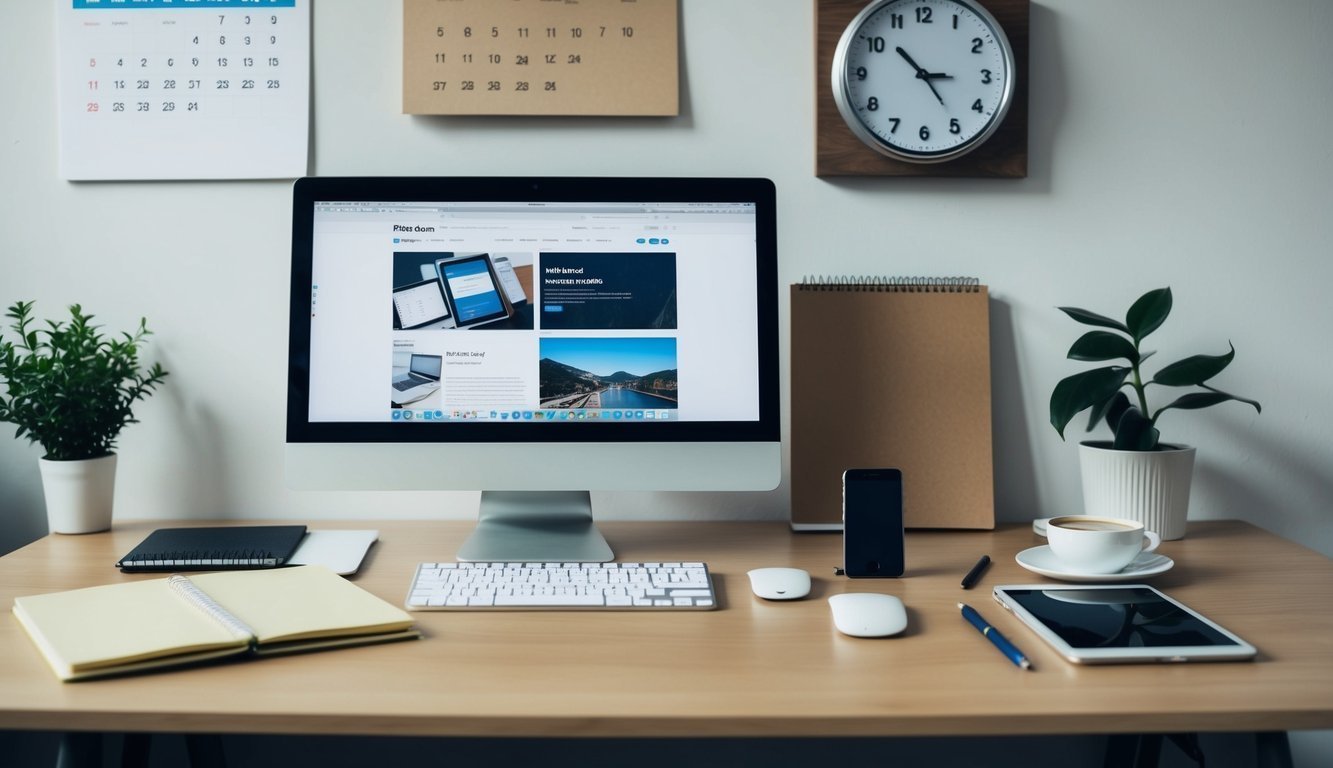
left=842, top=468, right=904, bottom=578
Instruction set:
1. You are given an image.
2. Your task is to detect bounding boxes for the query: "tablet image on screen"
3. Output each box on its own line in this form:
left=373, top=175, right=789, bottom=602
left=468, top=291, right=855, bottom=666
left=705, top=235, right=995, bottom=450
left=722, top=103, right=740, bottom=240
left=392, top=279, right=453, bottom=330
left=436, top=255, right=511, bottom=329
left=993, top=584, right=1257, bottom=664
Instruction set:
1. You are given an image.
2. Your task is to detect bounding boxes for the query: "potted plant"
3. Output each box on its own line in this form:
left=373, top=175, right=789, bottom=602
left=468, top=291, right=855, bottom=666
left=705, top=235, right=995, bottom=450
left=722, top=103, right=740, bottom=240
left=0, top=301, right=168, bottom=534
left=1048, top=287, right=1261, bottom=539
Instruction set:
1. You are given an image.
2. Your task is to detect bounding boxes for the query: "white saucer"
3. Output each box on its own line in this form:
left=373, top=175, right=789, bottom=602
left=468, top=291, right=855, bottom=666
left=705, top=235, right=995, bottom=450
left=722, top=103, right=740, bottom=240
left=1032, top=517, right=1052, bottom=537
left=1014, top=545, right=1174, bottom=583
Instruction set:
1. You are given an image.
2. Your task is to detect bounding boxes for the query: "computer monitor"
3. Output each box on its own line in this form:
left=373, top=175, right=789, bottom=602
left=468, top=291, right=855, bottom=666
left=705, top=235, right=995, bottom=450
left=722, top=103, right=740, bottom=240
left=286, top=177, right=780, bottom=562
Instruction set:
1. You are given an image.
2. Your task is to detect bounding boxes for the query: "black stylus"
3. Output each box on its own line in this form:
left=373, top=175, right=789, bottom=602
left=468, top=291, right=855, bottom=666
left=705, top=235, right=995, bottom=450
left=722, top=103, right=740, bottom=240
left=961, top=555, right=991, bottom=589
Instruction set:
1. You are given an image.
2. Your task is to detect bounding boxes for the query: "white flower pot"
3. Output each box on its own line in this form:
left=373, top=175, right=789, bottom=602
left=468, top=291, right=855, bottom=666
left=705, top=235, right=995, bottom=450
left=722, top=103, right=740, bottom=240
left=1078, top=441, right=1196, bottom=541
left=38, top=454, right=117, bottom=535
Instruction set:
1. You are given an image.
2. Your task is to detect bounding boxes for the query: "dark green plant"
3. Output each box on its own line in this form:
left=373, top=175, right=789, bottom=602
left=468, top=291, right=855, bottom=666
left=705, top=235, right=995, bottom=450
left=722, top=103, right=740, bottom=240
left=1049, top=287, right=1261, bottom=451
left=0, top=301, right=168, bottom=461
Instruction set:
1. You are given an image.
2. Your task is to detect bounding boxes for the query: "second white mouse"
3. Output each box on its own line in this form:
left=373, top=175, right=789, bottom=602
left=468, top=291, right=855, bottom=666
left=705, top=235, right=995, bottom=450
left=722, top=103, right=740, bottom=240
left=747, top=567, right=811, bottom=600
left=828, top=593, right=908, bottom=637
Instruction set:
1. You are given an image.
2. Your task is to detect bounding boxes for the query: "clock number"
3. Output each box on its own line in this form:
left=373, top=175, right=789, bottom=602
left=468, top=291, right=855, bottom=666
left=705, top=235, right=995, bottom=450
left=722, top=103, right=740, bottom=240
left=972, top=98, right=984, bottom=113
left=866, top=97, right=878, bottom=111
left=866, top=36, right=886, bottom=53
left=890, top=13, right=904, bottom=29
left=915, top=7, right=933, bottom=23
left=952, top=14, right=959, bottom=29
left=981, top=69, right=992, bottom=84
left=919, top=125, right=930, bottom=141
left=971, top=38, right=984, bottom=54
left=855, top=66, right=867, bottom=81
left=949, top=118, right=961, bottom=134
left=887, top=117, right=900, bottom=134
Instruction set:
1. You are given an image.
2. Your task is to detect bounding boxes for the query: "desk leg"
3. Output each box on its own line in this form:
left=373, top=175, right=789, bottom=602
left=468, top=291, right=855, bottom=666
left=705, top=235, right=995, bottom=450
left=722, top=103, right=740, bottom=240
left=55, top=733, right=101, bottom=768
left=1255, top=731, right=1292, bottom=768
left=185, top=734, right=226, bottom=768
left=1103, top=734, right=1162, bottom=768
left=120, top=733, right=150, bottom=768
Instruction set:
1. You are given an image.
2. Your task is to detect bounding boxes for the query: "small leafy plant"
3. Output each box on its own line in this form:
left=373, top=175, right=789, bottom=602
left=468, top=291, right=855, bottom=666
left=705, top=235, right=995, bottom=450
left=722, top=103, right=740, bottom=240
left=1049, top=287, right=1260, bottom=451
left=0, top=301, right=168, bottom=461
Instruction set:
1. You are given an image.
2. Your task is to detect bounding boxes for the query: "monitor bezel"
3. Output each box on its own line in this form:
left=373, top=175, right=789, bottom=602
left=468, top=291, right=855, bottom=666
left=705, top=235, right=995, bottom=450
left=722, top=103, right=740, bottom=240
left=287, top=176, right=779, bottom=445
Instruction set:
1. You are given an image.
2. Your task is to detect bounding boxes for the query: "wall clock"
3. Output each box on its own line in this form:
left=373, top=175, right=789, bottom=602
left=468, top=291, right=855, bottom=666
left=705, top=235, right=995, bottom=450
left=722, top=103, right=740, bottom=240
left=815, top=0, right=1029, bottom=178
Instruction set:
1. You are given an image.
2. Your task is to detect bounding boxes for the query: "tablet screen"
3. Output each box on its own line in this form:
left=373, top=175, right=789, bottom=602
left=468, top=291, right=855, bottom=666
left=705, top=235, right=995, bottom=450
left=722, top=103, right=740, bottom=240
left=1001, top=586, right=1242, bottom=649
left=438, top=255, right=509, bottom=328
left=393, top=279, right=451, bottom=329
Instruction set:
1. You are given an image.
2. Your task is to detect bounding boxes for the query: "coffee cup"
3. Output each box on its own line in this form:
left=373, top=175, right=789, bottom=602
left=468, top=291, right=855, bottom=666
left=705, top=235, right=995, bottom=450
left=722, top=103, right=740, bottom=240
left=1045, top=516, right=1161, bottom=574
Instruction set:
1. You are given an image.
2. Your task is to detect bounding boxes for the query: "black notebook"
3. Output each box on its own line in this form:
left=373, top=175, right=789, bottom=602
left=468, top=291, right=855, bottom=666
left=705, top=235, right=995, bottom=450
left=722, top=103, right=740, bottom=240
left=116, top=526, right=308, bottom=572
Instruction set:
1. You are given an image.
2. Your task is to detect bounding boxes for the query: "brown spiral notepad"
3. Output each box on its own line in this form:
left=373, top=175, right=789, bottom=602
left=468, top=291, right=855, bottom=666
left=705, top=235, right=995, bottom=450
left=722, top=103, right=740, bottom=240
left=789, top=277, right=995, bottom=530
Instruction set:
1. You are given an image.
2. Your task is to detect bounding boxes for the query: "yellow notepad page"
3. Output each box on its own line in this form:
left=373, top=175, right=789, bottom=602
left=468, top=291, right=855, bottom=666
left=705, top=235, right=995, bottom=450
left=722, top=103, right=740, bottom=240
left=13, top=579, right=248, bottom=678
left=189, top=566, right=414, bottom=645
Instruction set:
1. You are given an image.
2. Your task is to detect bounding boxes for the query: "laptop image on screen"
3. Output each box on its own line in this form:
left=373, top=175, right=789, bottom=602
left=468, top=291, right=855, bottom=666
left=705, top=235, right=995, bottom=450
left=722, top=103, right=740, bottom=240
left=390, top=353, right=442, bottom=406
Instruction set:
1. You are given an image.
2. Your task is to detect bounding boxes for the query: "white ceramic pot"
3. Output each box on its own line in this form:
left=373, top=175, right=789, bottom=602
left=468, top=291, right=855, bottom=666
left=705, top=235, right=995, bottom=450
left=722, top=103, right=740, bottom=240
left=38, top=454, right=117, bottom=535
left=1078, top=441, right=1196, bottom=541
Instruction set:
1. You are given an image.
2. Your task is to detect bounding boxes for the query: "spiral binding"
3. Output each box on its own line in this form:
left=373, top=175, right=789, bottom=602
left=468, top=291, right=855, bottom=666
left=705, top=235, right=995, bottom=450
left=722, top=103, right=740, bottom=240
left=796, top=276, right=981, bottom=292
left=167, top=574, right=258, bottom=644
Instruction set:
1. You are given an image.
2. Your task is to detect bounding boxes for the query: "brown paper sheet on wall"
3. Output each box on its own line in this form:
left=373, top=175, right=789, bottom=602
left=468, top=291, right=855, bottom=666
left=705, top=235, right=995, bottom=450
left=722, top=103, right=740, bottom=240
left=790, top=279, right=995, bottom=530
left=403, top=0, right=679, bottom=116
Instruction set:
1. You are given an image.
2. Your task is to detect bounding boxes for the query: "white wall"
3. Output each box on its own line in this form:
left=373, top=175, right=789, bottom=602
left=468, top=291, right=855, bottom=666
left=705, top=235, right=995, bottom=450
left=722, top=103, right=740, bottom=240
left=2, top=2, right=1331, bottom=761
left=7, top=0, right=1329, bottom=544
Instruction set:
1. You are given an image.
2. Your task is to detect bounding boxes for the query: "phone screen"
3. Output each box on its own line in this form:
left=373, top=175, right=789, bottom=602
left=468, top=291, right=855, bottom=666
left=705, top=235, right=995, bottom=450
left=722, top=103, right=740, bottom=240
left=843, top=468, right=904, bottom=577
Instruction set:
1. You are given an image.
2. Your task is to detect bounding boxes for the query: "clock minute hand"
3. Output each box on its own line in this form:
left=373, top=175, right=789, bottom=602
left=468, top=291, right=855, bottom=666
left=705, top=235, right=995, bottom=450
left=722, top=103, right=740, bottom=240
left=894, top=46, right=929, bottom=75
left=895, top=46, right=946, bottom=105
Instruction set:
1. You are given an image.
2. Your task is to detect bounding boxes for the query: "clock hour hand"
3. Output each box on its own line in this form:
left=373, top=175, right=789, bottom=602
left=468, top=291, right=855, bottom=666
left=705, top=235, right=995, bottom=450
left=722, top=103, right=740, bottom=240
left=895, top=46, right=946, bottom=105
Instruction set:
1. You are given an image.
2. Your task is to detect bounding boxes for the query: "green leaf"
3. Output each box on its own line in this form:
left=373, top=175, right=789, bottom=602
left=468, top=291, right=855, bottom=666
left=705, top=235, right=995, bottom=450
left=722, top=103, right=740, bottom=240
left=1050, top=366, right=1130, bottom=439
left=1126, top=287, right=1172, bottom=344
left=1112, top=406, right=1159, bottom=450
left=1153, top=342, right=1234, bottom=386
left=1058, top=306, right=1129, bottom=333
left=1068, top=331, right=1139, bottom=364
left=1088, top=391, right=1132, bottom=433
left=1156, top=388, right=1262, bottom=417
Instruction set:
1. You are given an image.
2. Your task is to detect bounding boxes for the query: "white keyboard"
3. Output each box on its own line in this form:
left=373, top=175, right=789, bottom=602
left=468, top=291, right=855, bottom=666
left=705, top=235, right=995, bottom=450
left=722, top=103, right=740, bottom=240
left=406, top=562, right=717, bottom=610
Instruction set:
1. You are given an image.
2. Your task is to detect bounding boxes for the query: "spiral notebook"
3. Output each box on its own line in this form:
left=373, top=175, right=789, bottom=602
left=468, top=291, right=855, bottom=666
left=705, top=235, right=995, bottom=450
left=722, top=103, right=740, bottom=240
left=116, top=526, right=308, bottom=572
left=790, top=277, right=994, bottom=530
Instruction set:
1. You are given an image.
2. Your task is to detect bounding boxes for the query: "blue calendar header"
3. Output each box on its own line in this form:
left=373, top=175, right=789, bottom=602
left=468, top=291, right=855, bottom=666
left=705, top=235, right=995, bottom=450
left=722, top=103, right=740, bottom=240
left=74, top=0, right=296, bottom=9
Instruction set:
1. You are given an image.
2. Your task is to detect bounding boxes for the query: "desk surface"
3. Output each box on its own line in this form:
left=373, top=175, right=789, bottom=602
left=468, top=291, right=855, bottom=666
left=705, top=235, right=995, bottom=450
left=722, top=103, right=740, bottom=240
left=2, top=520, right=1331, bottom=738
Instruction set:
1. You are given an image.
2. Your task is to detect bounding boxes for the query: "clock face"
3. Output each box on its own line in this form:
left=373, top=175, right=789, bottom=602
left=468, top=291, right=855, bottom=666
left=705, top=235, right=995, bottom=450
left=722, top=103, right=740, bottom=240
left=832, top=0, right=1015, bottom=163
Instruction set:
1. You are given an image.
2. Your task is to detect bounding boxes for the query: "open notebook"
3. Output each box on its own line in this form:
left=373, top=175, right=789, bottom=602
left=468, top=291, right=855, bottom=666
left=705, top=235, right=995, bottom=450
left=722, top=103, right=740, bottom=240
left=13, top=565, right=418, bottom=681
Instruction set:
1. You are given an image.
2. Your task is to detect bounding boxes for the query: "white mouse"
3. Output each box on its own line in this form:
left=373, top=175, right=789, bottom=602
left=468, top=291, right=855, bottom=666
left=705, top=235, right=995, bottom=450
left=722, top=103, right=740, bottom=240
left=828, top=593, right=908, bottom=637
left=747, top=567, right=811, bottom=600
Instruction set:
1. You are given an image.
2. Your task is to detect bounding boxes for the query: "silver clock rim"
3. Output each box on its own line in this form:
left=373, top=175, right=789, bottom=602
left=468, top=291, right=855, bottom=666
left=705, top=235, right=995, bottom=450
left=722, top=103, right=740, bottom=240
left=831, top=0, right=1016, bottom=165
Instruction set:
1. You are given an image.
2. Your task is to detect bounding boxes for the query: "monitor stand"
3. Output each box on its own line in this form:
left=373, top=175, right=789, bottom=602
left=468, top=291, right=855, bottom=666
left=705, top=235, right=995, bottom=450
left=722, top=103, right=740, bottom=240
left=455, top=491, right=614, bottom=562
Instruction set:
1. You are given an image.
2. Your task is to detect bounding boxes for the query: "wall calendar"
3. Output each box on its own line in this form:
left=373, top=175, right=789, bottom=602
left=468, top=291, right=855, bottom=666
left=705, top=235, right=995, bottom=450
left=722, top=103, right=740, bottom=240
left=402, top=0, right=678, bottom=116
left=57, top=0, right=309, bottom=181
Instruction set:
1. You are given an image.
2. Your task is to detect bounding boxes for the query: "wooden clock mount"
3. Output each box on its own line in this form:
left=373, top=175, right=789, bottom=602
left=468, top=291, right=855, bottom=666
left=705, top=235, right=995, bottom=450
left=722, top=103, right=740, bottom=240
left=815, top=0, right=1030, bottom=178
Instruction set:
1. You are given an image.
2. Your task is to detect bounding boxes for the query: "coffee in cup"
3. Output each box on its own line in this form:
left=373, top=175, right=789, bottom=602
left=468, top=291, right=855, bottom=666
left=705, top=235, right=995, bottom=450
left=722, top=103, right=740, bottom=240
left=1046, top=516, right=1160, bottom=574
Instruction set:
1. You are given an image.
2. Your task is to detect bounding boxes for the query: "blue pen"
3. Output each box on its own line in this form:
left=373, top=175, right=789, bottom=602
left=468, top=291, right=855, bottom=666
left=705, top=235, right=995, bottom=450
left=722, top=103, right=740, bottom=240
left=959, top=602, right=1033, bottom=671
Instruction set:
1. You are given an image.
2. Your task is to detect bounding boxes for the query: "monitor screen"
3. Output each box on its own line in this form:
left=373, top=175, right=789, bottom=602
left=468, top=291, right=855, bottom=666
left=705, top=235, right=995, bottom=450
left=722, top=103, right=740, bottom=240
left=287, top=177, right=779, bottom=561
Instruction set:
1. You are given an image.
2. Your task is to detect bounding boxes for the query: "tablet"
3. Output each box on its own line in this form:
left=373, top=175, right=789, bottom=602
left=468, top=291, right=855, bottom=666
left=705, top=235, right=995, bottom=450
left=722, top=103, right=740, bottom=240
left=992, top=584, right=1257, bottom=664
left=435, top=254, right=512, bottom=329
left=392, top=278, right=453, bottom=330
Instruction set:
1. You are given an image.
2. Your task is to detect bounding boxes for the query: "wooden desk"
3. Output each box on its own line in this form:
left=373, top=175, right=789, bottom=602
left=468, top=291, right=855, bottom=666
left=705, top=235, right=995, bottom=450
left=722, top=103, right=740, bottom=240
left=1, top=520, right=1331, bottom=738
